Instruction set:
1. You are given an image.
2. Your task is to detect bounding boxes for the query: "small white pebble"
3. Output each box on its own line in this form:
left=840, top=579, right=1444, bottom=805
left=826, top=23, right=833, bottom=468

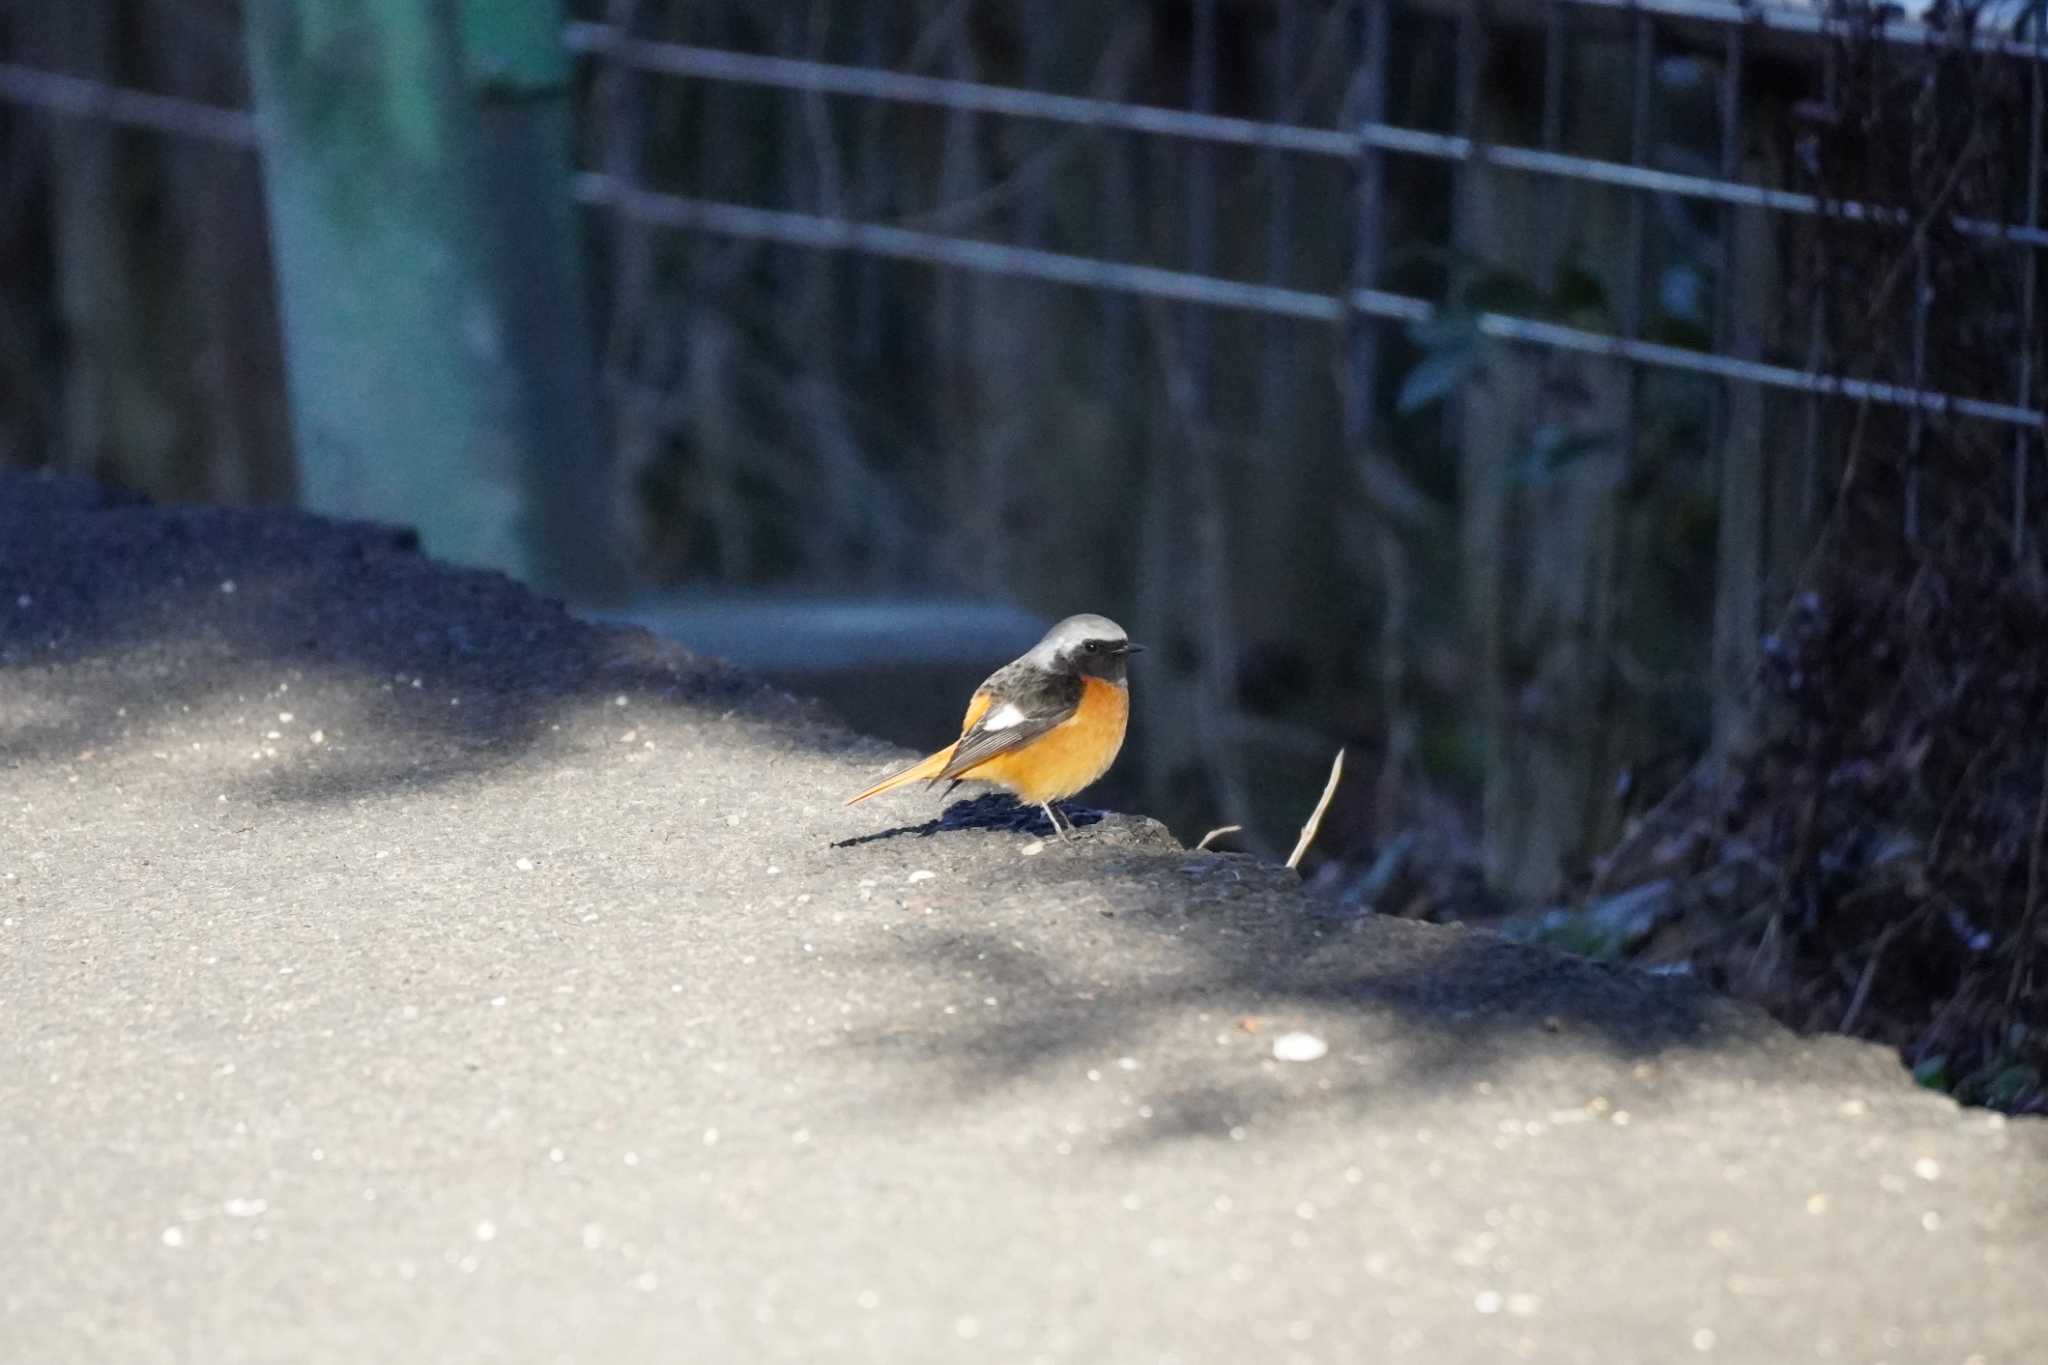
left=905, top=870, right=937, bottom=884
left=277, top=712, right=293, bottom=724
left=953, top=1316, right=981, bottom=1340
left=161, top=1226, right=185, bottom=1248
left=1117, top=1056, right=1140, bottom=1071
left=514, top=858, right=535, bottom=872
left=310, top=730, right=325, bottom=745
left=615, top=695, right=629, bottom=707
left=1692, top=1327, right=1716, bottom=1352
left=223, top=1197, right=267, bottom=1218
left=474, top=1220, right=497, bottom=1242
left=1507, top=1293, right=1540, bottom=1317
left=1806, top=1194, right=1828, bottom=1214
left=1272, top=1032, right=1328, bottom=1063
left=1021, top=841, right=1046, bottom=857
left=1912, top=1157, right=1940, bottom=1181
left=581, top=1223, right=604, bottom=1250
left=1474, top=1291, right=1503, bottom=1314
left=634, top=1271, right=658, bottom=1292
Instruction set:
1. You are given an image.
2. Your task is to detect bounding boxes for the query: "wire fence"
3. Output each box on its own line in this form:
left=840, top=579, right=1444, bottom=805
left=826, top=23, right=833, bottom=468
left=3, top=3, right=2041, bottom=431
left=569, top=4, right=2048, bottom=428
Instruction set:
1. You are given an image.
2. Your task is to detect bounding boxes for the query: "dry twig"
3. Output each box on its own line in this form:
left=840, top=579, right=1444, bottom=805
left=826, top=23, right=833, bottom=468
left=1287, top=749, right=1346, bottom=870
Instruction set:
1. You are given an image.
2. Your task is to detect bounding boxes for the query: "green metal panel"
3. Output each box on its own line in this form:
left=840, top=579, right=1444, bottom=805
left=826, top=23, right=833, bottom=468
left=244, top=0, right=623, bottom=602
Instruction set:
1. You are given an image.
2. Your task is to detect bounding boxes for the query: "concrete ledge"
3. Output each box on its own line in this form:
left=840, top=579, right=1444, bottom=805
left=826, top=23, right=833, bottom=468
left=3, top=471, right=2042, bottom=1364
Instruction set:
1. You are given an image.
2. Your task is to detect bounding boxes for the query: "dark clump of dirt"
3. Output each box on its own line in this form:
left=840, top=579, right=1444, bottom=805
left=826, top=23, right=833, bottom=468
left=1605, top=578, right=2048, bottom=1115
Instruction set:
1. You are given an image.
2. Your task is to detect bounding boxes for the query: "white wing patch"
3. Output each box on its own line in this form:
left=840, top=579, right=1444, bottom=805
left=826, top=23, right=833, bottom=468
left=981, top=701, right=1029, bottom=730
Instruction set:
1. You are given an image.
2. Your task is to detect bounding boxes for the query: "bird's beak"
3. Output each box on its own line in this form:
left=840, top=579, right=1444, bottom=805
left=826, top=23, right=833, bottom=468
left=1122, top=642, right=1145, bottom=655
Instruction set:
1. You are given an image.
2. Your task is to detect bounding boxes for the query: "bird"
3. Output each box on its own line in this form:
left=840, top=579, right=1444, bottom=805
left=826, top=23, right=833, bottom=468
left=845, top=613, right=1141, bottom=839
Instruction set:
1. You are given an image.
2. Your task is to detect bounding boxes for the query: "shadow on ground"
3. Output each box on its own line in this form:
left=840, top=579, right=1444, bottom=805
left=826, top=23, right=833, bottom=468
left=831, top=792, right=1108, bottom=847
left=832, top=807, right=1903, bottom=1145
left=0, top=471, right=867, bottom=802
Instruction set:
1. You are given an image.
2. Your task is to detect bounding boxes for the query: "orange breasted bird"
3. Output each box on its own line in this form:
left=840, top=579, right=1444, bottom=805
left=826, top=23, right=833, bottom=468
left=845, top=614, right=1141, bottom=838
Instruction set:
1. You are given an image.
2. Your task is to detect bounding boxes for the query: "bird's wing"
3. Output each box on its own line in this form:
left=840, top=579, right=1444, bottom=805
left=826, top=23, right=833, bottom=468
left=931, top=664, right=1081, bottom=785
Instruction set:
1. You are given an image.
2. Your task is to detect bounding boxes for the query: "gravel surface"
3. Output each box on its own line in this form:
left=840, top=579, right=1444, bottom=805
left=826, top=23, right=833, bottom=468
left=3, top=471, right=2043, bottom=1364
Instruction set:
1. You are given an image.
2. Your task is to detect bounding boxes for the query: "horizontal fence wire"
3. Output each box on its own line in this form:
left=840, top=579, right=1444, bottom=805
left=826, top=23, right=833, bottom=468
left=560, top=24, right=2048, bottom=250
left=13, top=25, right=2042, bottom=250
left=0, top=60, right=254, bottom=145
left=0, top=7, right=2042, bottom=431
left=1561, top=0, right=2048, bottom=61
left=572, top=172, right=2048, bottom=429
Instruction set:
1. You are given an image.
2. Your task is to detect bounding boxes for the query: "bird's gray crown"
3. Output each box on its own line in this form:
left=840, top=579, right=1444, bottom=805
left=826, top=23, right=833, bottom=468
left=1028, top=613, right=1127, bottom=661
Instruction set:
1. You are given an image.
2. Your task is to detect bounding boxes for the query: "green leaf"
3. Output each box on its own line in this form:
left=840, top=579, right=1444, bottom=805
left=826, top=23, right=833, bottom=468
left=1984, top=1064, right=2041, bottom=1107
left=1395, top=342, right=1478, bottom=415
left=1460, top=268, right=1547, bottom=316
left=1551, top=265, right=1611, bottom=320
left=1515, top=425, right=1616, bottom=481
left=1405, top=310, right=1480, bottom=352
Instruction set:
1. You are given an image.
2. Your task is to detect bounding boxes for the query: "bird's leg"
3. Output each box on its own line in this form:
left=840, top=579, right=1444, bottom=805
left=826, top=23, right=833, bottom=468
left=1040, top=802, right=1073, bottom=842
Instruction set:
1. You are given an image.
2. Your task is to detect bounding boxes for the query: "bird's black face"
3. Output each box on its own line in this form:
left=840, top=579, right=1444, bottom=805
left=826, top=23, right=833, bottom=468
left=1063, top=635, right=1141, bottom=682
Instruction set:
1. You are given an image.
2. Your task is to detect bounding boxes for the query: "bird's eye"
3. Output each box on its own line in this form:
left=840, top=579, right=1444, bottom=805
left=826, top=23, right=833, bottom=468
left=1083, top=640, right=1102, bottom=654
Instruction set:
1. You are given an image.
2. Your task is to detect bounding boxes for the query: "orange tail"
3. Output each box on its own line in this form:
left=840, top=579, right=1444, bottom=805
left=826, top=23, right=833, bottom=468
left=844, top=742, right=959, bottom=806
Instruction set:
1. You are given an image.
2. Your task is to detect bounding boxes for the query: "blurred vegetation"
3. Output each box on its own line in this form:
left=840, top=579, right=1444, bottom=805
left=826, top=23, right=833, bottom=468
left=0, top=0, right=290, bottom=502
left=2, top=0, right=2044, bottom=1105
